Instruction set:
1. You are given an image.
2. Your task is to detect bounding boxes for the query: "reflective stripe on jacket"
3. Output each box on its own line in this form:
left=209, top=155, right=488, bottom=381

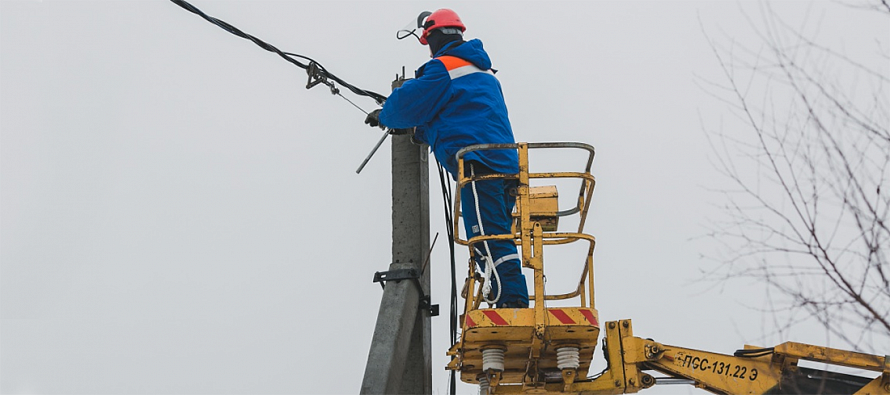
left=437, top=55, right=496, bottom=80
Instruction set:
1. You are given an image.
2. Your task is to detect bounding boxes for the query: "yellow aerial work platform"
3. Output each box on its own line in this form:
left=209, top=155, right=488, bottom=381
left=447, top=142, right=600, bottom=392
left=445, top=142, right=889, bottom=395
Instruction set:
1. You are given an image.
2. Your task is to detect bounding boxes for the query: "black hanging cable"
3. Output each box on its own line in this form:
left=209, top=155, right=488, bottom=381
left=170, top=0, right=388, bottom=104
left=436, top=159, right=459, bottom=395
left=734, top=347, right=775, bottom=358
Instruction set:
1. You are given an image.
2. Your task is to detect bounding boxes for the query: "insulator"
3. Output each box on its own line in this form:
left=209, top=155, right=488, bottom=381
left=481, top=348, right=505, bottom=372
left=556, top=347, right=580, bottom=370
left=478, top=375, right=490, bottom=395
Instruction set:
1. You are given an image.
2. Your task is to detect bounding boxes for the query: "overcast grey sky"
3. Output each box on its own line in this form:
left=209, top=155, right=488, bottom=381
left=2, top=1, right=886, bottom=394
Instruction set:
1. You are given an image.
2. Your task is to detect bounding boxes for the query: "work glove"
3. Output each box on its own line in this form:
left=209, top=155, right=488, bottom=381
left=364, top=109, right=385, bottom=129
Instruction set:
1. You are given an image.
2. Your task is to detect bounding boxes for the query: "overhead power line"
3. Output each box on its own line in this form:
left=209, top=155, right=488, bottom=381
left=170, top=0, right=388, bottom=104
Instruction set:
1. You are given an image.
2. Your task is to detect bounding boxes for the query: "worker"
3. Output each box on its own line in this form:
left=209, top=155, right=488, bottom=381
left=364, top=9, right=529, bottom=308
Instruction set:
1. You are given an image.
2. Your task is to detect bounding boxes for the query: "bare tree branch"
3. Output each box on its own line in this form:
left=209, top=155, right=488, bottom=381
left=700, top=1, right=889, bottom=353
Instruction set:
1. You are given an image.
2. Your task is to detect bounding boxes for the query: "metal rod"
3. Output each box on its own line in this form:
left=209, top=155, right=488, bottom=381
left=356, top=129, right=392, bottom=174
left=655, top=378, right=697, bottom=385
left=420, top=233, right=439, bottom=276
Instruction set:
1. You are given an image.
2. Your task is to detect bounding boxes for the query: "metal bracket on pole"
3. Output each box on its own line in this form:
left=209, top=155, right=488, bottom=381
left=373, top=268, right=440, bottom=317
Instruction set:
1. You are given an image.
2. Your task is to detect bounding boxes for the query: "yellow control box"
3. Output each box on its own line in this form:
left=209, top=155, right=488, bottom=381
left=527, top=185, right=558, bottom=231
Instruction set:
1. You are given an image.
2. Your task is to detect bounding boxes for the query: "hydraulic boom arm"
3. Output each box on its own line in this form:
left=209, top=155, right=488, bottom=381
left=492, top=319, right=889, bottom=395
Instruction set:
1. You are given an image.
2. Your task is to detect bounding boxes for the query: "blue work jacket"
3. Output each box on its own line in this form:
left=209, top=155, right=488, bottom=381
left=380, top=39, right=518, bottom=179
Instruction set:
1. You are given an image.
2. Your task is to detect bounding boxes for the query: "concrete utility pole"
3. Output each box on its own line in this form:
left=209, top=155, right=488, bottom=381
left=360, top=73, right=432, bottom=394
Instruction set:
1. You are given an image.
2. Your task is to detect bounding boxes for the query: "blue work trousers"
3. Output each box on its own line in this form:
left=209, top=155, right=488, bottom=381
left=460, top=162, right=529, bottom=307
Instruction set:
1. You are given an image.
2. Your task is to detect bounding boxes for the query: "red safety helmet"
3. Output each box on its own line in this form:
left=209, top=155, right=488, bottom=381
left=418, top=9, right=466, bottom=45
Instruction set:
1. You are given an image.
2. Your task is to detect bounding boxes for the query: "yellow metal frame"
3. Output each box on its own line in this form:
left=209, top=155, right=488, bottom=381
left=453, top=142, right=598, bottom=310
left=448, top=142, right=600, bottom=388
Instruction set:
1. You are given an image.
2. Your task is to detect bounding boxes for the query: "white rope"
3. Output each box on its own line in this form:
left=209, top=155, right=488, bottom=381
left=470, top=164, right=502, bottom=305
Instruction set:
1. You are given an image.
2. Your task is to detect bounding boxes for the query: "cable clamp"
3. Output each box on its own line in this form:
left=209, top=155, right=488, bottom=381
left=373, top=268, right=439, bottom=317
left=306, top=61, right=339, bottom=95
